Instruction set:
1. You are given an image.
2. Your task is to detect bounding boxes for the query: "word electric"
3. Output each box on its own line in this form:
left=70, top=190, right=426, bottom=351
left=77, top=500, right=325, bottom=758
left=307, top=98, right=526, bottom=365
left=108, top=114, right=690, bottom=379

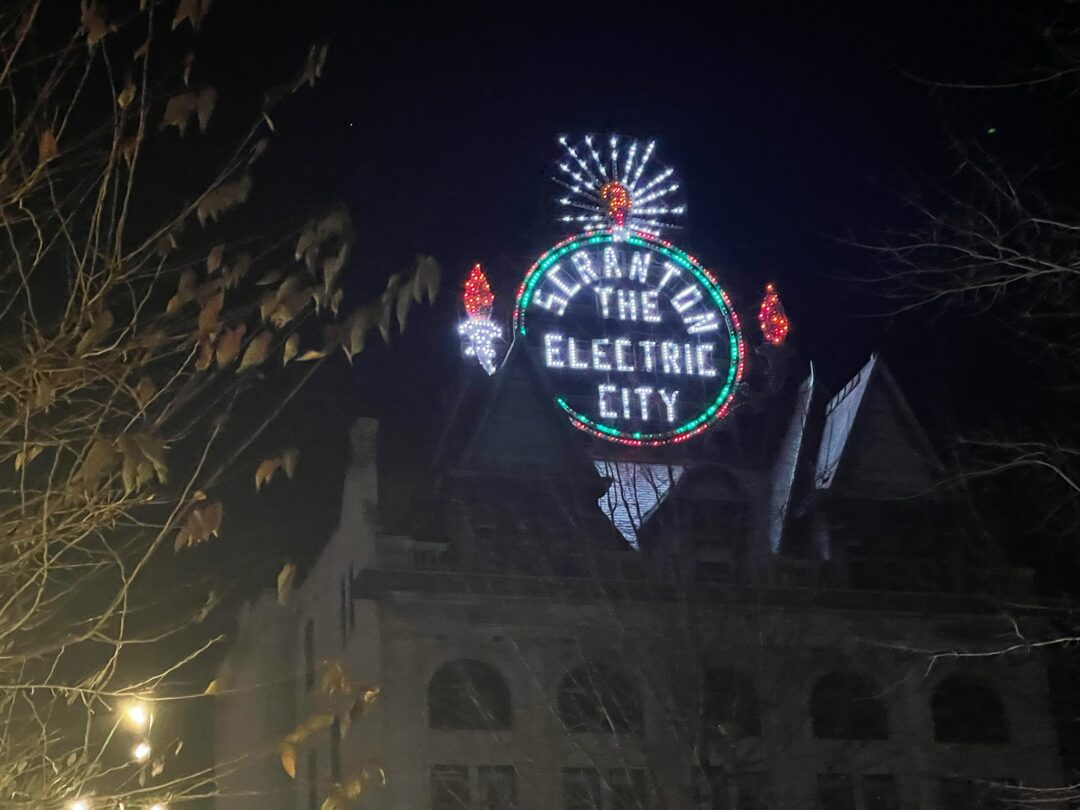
left=515, top=230, right=743, bottom=447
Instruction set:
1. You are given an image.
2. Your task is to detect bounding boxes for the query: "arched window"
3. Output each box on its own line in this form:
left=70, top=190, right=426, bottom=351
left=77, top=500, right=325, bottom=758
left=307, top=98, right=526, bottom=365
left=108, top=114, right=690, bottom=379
left=557, top=663, right=643, bottom=735
left=932, top=676, right=1009, bottom=744
left=704, top=668, right=761, bottom=739
left=810, top=671, right=888, bottom=740
left=428, top=659, right=512, bottom=730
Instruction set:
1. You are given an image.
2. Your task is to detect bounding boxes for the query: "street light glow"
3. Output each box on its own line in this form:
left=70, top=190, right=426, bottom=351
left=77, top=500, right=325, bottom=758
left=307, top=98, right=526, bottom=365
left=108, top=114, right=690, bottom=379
left=68, top=801, right=88, bottom=810
left=133, top=741, right=151, bottom=762
left=127, top=704, right=147, bottom=726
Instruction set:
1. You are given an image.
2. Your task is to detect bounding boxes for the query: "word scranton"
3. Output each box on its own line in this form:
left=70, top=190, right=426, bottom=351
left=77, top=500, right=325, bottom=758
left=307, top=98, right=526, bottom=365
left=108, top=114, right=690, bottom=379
left=515, top=230, right=744, bottom=447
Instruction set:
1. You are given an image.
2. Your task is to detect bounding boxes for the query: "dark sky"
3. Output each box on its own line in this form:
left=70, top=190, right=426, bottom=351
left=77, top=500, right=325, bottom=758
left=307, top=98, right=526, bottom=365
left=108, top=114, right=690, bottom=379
left=187, top=0, right=1075, bottom=595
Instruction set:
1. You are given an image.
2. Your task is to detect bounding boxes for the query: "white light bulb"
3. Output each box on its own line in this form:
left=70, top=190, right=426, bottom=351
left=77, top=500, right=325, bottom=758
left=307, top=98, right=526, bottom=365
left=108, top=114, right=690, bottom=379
left=133, top=741, right=151, bottom=762
left=68, top=802, right=88, bottom=810
left=126, top=704, right=148, bottom=728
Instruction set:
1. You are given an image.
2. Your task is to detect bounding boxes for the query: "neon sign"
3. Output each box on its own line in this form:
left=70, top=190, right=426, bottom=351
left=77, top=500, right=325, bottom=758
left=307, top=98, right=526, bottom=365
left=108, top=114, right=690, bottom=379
left=514, top=228, right=744, bottom=447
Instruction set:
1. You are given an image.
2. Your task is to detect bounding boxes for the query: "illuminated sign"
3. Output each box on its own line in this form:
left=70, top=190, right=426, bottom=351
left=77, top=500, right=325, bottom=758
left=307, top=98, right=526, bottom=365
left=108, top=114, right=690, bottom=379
left=514, top=228, right=744, bottom=447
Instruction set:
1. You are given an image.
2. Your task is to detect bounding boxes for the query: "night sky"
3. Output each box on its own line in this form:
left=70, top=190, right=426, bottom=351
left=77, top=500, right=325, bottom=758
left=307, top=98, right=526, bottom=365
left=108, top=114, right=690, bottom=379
left=187, top=0, right=1077, bottom=601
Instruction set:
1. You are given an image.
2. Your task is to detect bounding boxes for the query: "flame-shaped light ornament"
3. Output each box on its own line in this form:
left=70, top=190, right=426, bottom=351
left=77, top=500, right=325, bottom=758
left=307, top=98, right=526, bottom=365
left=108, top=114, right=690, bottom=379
left=758, top=282, right=790, bottom=345
left=458, top=263, right=502, bottom=375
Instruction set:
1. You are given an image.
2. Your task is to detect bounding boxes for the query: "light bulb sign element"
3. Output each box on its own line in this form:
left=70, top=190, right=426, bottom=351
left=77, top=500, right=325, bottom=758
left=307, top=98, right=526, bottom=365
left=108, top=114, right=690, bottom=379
left=514, top=228, right=744, bottom=447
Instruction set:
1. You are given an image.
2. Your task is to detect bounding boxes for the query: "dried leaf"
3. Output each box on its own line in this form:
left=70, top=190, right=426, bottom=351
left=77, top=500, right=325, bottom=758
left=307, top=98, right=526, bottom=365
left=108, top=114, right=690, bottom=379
left=120, top=133, right=141, bottom=170
left=38, top=129, right=58, bottom=165
left=195, top=335, right=214, bottom=372
left=207, top=243, right=225, bottom=273
left=285, top=714, right=333, bottom=745
left=133, top=39, right=149, bottom=61
left=238, top=330, right=271, bottom=372
left=175, top=502, right=223, bottom=551
left=197, top=175, right=251, bottom=226
left=204, top=679, right=218, bottom=695
left=215, top=324, right=246, bottom=366
left=76, top=308, right=114, bottom=355
left=276, top=562, right=296, bottom=605
left=396, top=279, right=413, bottom=334
left=322, top=245, right=346, bottom=294
left=281, top=448, right=299, bottom=479
left=278, top=741, right=296, bottom=779
left=224, top=253, right=251, bottom=288
left=133, top=433, right=168, bottom=483
left=162, top=91, right=197, bottom=133
left=197, top=291, right=224, bottom=337
left=195, top=86, right=217, bottom=131
left=173, top=0, right=211, bottom=30
left=296, top=349, right=326, bottom=362
left=14, top=445, right=43, bottom=471
left=283, top=333, right=299, bottom=365
left=256, top=269, right=282, bottom=287
left=294, top=223, right=316, bottom=260
left=81, top=0, right=112, bottom=47
left=182, top=51, right=194, bottom=86
left=151, top=758, right=164, bottom=777
left=79, top=438, right=117, bottom=488
left=320, top=662, right=348, bottom=696
left=294, top=42, right=329, bottom=90
left=416, top=254, right=441, bottom=303
left=118, top=78, right=135, bottom=109
left=255, top=458, right=281, bottom=492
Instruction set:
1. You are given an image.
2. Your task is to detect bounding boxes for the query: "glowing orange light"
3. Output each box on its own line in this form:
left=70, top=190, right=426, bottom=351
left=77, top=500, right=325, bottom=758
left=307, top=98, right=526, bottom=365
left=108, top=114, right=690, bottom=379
left=600, top=181, right=632, bottom=227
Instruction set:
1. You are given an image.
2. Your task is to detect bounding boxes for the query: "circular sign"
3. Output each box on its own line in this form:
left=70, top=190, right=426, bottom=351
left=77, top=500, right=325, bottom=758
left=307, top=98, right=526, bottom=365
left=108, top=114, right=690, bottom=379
left=513, top=228, right=744, bottom=447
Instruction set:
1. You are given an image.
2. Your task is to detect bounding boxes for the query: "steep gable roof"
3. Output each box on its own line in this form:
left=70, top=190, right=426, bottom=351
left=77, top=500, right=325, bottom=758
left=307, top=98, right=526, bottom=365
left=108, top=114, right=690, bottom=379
left=815, top=355, right=941, bottom=498
left=458, top=340, right=601, bottom=482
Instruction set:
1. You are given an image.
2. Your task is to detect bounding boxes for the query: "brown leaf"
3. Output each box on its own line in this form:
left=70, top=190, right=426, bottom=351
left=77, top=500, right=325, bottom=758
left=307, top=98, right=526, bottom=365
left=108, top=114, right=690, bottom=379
left=195, top=336, right=214, bottom=371
left=120, top=133, right=141, bottom=170
left=133, top=39, right=150, bottom=61
left=281, top=448, right=299, bottom=479
left=204, top=679, right=218, bottom=695
left=76, top=308, right=114, bottom=355
left=277, top=562, right=296, bottom=605
left=195, top=86, right=217, bottom=131
left=285, top=713, right=333, bottom=745
left=238, top=331, right=271, bottom=372
left=215, top=324, right=246, bottom=367
left=197, top=175, right=251, bottom=226
left=255, top=458, right=281, bottom=492
left=133, top=432, right=168, bottom=483
left=162, top=91, right=197, bottom=133
left=207, top=243, right=225, bottom=274
left=78, top=438, right=117, bottom=488
left=416, top=254, right=441, bottom=303
left=14, top=445, right=42, bottom=472
left=117, top=78, right=135, bottom=109
left=173, top=0, right=211, bottom=30
left=320, top=662, right=349, bottom=696
left=256, top=269, right=282, bottom=287
left=182, top=51, right=195, bottom=86
left=278, top=741, right=296, bottom=779
left=197, top=291, right=224, bottom=337
left=396, top=280, right=413, bottom=334
left=224, top=253, right=251, bottom=288
left=283, top=333, right=299, bottom=365
left=175, top=502, right=223, bottom=551
left=38, top=129, right=58, bottom=165
left=81, top=0, right=112, bottom=47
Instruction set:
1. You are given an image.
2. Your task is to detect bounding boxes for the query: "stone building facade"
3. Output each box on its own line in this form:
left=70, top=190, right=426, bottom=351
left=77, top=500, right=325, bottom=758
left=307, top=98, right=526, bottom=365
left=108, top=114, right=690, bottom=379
left=213, top=349, right=1063, bottom=810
